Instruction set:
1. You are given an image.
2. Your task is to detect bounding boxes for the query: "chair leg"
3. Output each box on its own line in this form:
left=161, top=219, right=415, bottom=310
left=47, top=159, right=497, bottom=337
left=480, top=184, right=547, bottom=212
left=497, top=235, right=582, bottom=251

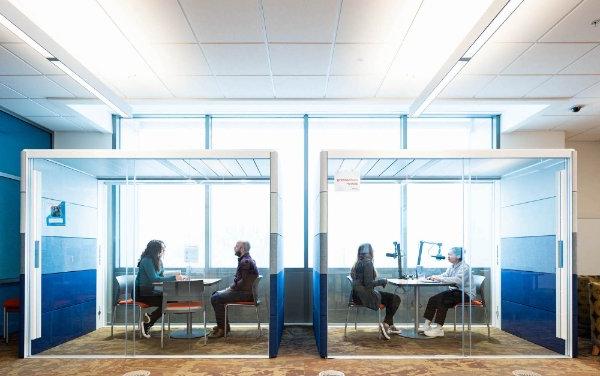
left=161, top=313, right=165, bottom=349
left=3, top=307, right=7, bottom=344
left=484, top=307, right=490, bottom=339
left=138, top=306, right=142, bottom=339
left=203, top=309, right=207, bottom=345
left=224, top=305, right=228, bottom=339
left=377, top=309, right=382, bottom=340
left=111, top=305, right=116, bottom=338
left=255, top=305, right=261, bottom=337
left=168, top=313, right=171, bottom=333
left=354, top=307, right=358, bottom=331
left=344, top=305, right=351, bottom=338
left=453, top=308, right=457, bottom=335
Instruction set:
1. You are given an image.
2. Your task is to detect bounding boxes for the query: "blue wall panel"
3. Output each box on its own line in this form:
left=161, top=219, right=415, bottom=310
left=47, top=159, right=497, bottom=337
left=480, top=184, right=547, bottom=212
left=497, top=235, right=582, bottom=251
left=501, top=269, right=556, bottom=313
left=0, top=178, right=20, bottom=280
left=41, top=269, right=96, bottom=313
left=0, top=282, right=20, bottom=337
left=501, top=299, right=565, bottom=354
left=501, top=235, right=556, bottom=274
left=41, top=236, right=97, bottom=274
left=268, top=270, right=285, bottom=358
left=312, top=270, right=327, bottom=358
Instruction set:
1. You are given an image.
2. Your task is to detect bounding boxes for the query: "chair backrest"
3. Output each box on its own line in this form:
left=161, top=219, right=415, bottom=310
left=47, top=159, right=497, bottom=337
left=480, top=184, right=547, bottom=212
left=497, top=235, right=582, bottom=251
left=251, top=275, right=263, bottom=304
left=162, top=280, right=204, bottom=310
left=472, top=274, right=486, bottom=304
left=113, top=275, right=135, bottom=305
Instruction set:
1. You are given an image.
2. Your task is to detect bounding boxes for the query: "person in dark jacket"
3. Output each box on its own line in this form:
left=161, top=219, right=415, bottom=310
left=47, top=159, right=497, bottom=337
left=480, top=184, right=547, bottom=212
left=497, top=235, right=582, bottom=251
left=351, top=243, right=401, bottom=340
left=135, top=240, right=185, bottom=338
left=209, top=240, right=259, bottom=338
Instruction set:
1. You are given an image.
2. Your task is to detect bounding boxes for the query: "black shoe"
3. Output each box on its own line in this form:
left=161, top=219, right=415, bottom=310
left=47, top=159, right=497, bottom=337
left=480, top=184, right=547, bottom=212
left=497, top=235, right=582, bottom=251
left=208, top=327, right=225, bottom=338
left=211, top=325, right=231, bottom=333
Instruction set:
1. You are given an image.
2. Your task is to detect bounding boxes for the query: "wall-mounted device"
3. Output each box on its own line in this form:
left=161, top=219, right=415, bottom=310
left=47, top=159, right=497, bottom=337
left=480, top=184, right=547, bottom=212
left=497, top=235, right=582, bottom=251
left=385, top=241, right=405, bottom=279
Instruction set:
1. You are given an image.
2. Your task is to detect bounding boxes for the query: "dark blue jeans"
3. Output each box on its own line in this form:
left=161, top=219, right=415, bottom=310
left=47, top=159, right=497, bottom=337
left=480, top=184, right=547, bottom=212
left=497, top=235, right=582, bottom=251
left=210, top=288, right=253, bottom=328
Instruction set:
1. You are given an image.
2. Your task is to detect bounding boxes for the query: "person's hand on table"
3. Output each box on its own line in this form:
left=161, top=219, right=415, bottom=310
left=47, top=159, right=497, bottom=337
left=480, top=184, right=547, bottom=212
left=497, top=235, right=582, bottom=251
left=175, top=274, right=188, bottom=281
left=428, top=275, right=441, bottom=282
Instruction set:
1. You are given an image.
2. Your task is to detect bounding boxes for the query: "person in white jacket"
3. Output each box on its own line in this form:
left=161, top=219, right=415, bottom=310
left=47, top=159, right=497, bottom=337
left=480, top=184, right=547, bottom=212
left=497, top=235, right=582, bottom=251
left=419, top=247, right=474, bottom=337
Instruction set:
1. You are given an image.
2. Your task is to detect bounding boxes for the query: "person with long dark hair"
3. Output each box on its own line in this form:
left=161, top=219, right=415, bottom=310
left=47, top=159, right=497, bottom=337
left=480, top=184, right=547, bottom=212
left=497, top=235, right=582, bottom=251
left=351, top=243, right=401, bottom=340
left=135, top=239, right=185, bottom=338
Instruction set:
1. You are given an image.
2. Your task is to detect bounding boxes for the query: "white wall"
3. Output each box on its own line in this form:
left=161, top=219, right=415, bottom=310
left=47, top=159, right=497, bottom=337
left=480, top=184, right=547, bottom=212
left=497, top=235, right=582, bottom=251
left=565, top=141, right=600, bottom=275
left=53, top=132, right=112, bottom=149
left=502, top=131, right=565, bottom=149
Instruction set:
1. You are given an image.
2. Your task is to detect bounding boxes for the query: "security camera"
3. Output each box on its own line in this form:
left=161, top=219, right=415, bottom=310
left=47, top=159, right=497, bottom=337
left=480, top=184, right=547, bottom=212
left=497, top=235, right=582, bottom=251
left=570, top=105, right=583, bottom=113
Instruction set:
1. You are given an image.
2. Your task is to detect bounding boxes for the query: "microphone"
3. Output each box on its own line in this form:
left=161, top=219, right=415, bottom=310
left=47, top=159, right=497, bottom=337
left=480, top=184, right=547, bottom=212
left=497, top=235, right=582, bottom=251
left=432, top=253, right=446, bottom=260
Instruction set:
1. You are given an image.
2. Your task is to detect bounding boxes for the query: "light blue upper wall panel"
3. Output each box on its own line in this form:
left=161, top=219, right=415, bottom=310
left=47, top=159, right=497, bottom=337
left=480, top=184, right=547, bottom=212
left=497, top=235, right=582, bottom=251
left=42, top=199, right=98, bottom=239
left=0, top=110, right=51, bottom=176
left=41, top=236, right=97, bottom=274
left=501, top=166, right=562, bottom=208
left=501, top=235, right=556, bottom=274
left=501, top=198, right=555, bottom=238
left=34, top=159, right=98, bottom=208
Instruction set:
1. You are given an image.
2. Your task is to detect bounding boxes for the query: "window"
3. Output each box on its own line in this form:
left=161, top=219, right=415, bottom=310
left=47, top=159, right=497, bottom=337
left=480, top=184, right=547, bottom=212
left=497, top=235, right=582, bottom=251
left=212, top=117, right=303, bottom=267
left=407, top=117, right=493, bottom=150
left=120, top=118, right=205, bottom=150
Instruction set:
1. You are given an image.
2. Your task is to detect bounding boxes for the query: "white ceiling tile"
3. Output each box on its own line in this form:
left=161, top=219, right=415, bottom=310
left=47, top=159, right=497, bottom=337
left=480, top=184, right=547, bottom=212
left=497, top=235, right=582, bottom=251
left=551, top=115, right=600, bottom=134
left=1, top=43, right=63, bottom=74
left=179, top=0, right=263, bottom=43
left=567, top=126, right=600, bottom=141
left=561, top=45, right=600, bottom=74
left=161, top=75, right=223, bottom=98
left=326, top=76, right=381, bottom=98
left=143, top=44, right=211, bottom=75
left=439, top=74, right=495, bottom=98
left=217, top=76, right=273, bottom=98
left=46, top=75, right=95, bottom=98
left=492, top=0, right=582, bottom=42
left=99, top=0, right=195, bottom=43
left=203, top=44, right=270, bottom=75
left=27, top=116, right=82, bottom=131
left=331, top=44, right=396, bottom=75
left=273, top=76, right=325, bottom=98
left=0, top=45, right=40, bottom=75
left=269, top=44, right=331, bottom=75
left=525, top=75, right=600, bottom=98
left=263, top=0, right=338, bottom=43
left=0, top=24, right=20, bottom=43
left=503, top=43, right=596, bottom=74
left=541, top=0, right=600, bottom=42
left=0, top=98, right=59, bottom=117
left=517, top=115, right=570, bottom=131
left=0, top=76, right=74, bottom=98
left=377, top=75, right=423, bottom=98
left=576, top=81, right=600, bottom=98
left=475, top=75, right=551, bottom=98
left=0, top=83, right=25, bottom=99
left=336, top=0, right=418, bottom=43
left=462, top=42, right=532, bottom=75
left=110, top=75, right=172, bottom=98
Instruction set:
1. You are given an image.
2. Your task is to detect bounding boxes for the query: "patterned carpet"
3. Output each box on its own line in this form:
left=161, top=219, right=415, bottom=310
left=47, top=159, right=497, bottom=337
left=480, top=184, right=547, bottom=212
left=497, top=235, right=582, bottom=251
left=2, top=327, right=599, bottom=375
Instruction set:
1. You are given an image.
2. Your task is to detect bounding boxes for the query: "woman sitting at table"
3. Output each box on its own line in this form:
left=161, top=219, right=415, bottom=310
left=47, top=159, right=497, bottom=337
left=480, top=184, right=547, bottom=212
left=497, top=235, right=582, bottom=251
left=351, top=243, right=401, bottom=340
left=135, top=239, right=185, bottom=338
left=420, top=246, right=473, bottom=338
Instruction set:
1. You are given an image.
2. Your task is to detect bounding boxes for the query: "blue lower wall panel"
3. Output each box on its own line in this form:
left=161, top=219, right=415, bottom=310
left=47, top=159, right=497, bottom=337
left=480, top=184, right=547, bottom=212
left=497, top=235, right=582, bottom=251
left=269, top=270, right=285, bottom=358
left=501, top=269, right=556, bottom=312
left=312, top=270, right=327, bottom=358
left=19, top=274, right=24, bottom=358
left=41, top=269, right=96, bottom=313
left=502, top=300, right=565, bottom=354
left=31, top=299, right=96, bottom=355
left=572, top=274, right=578, bottom=358
left=0, top=281, right=20, bottom=338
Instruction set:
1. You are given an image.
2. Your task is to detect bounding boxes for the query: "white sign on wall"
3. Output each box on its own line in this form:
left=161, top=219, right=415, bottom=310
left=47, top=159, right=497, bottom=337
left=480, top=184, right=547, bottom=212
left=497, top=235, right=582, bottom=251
left=334, top=170, right=361, bottom=191
left=184, top=245, right=199, bottom=263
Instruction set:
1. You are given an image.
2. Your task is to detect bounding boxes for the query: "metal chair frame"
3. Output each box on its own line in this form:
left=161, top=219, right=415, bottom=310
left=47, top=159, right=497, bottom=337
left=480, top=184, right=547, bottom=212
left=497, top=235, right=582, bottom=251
left=111, top=275, right=148, bottom=339
left=224, top=275, right=263, bottom=339
left=451, top=274, right=490, bottom=339
left=3, top=299, right=19, bottom=344
left=343, top=275, right=384, bottom=339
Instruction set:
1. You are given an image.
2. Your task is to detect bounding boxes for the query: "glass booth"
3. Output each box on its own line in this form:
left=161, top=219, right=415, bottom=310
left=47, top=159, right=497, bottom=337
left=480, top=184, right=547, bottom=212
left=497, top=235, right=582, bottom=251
left=20, top=150, right=284, bottom=358
left=313, top=149, right=575, bottom=358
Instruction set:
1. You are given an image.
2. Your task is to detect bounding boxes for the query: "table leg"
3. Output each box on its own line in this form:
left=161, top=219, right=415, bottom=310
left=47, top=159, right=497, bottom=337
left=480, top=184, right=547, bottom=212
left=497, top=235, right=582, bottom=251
left=400, top=285, right=434, bottom=339
left=170, top=312, right=207, bottom=339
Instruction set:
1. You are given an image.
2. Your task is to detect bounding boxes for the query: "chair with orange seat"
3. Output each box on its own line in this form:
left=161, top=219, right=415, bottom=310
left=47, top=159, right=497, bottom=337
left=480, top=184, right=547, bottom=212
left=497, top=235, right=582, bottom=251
left=111, top=275, right=150, bottom=339
left=3, top=298, right=19, bottom=344
left=344, top=275, right=385, bottom=339
left=160, top=280, right=206, bottom=348
left=451, top=274, right=490, bottom=339
left=224, top=275, right=263, bottom=339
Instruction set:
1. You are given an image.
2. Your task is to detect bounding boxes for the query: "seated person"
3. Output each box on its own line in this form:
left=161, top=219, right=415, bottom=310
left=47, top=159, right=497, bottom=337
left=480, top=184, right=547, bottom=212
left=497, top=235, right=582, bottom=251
left=351, top=243, right=401, bottom=340
left=209, top=240, right=258, bottom=338
left=135, top=240, right=186, bottom=338
left=420, top=247, right=473, bottom=337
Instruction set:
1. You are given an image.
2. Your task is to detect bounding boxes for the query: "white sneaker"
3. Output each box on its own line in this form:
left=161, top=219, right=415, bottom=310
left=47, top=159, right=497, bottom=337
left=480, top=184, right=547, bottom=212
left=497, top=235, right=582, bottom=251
left=388, top=325, right=402, bottom=335
left=379, top=323, right=391, bottom=340
left=418, top=323, right=432, bottom=332
left=143, top=313, right=151, bottom=324
left=424, top=326, right=444, bottom=337
left=141, top=323, right=151, bottom=339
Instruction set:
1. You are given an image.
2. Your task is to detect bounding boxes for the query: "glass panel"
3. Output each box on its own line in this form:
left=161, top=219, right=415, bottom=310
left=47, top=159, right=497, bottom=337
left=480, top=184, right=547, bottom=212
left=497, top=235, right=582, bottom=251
left=120, top=118, right=205, bottom=150
left=212, top=117, right=303, bottom=267
left=407, top=117, right=492, bottom=150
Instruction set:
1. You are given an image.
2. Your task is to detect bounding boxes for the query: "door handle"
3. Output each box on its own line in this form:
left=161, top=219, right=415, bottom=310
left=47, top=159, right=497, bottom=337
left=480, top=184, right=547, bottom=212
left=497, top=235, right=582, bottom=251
left=557, top=240, right=563, bottom=268
left=34, top=240, right=40, bottom=268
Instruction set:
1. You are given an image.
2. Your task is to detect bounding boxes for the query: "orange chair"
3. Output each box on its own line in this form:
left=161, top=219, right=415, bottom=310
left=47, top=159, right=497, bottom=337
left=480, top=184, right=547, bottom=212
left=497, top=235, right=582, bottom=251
left=111, top=275, right=150, bottom=339
left=344, top=275, right=385, bottom=339
left=224, top=275, right=263, bottom=339
left=451, top=274, right=490, bottom=339
left=160, top=280, right=206, bottom=348
left=3, top=298, right=19, bottom=344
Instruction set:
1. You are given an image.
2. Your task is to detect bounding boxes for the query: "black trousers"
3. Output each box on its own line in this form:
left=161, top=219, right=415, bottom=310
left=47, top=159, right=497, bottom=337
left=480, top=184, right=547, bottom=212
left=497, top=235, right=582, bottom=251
left=423, top=289, right=470, bottom=326
left=353, top=291, right=401, bottom=325
left=136, top=293, right=163, bottom=327
left=211, top=288, right=254, bottom=329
